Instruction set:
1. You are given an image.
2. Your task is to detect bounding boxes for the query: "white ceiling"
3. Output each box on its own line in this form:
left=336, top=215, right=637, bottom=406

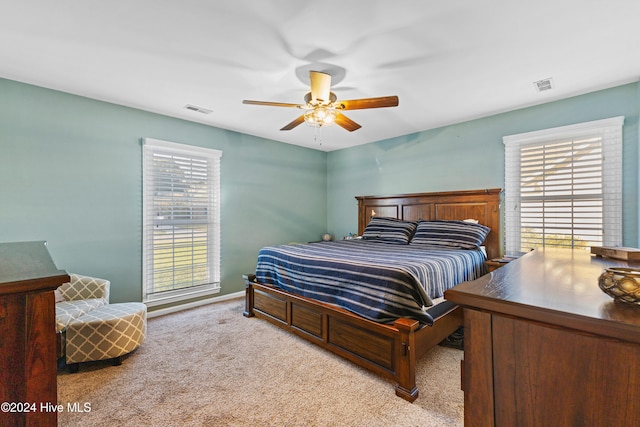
left=2, top=1, right=639, bottom=152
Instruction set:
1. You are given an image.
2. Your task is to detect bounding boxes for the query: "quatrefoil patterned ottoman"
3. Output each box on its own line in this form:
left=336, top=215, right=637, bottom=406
left=65, top=302, right=147, bottom=364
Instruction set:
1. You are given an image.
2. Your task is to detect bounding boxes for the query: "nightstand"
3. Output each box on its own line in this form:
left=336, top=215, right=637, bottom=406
left=485, top=259, right=508, bottom=272
left=485, top=252, right=528, bottom=272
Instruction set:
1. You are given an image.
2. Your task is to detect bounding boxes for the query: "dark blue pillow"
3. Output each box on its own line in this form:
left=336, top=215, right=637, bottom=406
left=362, top=217, right=417, bottom=244
left=411, top=220, right=490, bottom=249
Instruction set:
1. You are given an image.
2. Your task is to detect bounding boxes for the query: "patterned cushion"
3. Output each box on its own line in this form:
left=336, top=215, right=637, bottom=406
left=410, top=220, right=490, bottom=249
left=362, top=217, right=417, bottom=244
left=58, top=273, right=110, bottom=302
left=65, top=302, right=147, bottom=364
left=55, top=298, right=108, bottom=332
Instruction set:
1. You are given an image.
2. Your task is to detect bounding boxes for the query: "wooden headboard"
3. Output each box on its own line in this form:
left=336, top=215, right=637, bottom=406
left=355, top=188, right=502, bottom=260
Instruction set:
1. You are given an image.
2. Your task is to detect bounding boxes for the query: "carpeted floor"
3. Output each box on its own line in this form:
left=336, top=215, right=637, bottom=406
left=57, top=298, right=463, bottom=426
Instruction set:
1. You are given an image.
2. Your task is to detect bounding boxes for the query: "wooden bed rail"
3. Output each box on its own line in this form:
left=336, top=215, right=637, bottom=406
left=243, top=274, right=461, bottom=401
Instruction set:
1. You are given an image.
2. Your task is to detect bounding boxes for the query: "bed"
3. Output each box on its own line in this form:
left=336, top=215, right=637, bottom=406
left=243, top=188, right=502, bottom=402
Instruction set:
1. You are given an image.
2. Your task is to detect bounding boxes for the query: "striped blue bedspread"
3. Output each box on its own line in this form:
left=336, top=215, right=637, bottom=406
left=255, top=240, right=487, bottom=325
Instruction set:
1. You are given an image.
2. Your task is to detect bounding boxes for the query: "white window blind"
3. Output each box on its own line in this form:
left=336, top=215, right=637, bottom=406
left=142, top=138, right=221, bottom=306
left=504, top=117, right=623, bottom=253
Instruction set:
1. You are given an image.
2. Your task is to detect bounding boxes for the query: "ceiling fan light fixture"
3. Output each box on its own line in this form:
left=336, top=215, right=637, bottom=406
left=242, top=70, right=398, bottom=132
left=304, top=106, right=337, bottom=127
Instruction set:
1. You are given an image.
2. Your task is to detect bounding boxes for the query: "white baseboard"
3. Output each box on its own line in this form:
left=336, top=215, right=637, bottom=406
left=147, top=291, right=244, bottom=318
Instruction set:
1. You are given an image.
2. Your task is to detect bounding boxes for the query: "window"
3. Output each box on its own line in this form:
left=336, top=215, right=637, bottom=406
left=504, top=116, right=623, bottom=253
left=142, top=138, right=221, bottom=306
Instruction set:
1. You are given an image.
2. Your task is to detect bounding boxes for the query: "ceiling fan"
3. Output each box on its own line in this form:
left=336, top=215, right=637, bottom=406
left=242, top=71, right=399, bottom=132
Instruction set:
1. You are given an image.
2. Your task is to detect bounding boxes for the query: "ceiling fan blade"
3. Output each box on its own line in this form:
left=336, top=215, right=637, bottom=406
left=309, top=71, right=332, bottom=103
left=334, top=113, right=362, bottom=132
left=280, top=115, right=306, bottom=131
left=337, top=96, right=399, bottom=110
left=243, top=100, right=301, bottom=108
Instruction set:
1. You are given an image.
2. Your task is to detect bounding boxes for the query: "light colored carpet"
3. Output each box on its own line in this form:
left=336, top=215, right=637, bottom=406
left=57, top=298, right=463, bottom=426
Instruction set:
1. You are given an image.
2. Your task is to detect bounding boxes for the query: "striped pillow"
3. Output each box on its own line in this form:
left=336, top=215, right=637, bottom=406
left=411, top=220, right=490, bottom=249
left=362, top=217, right=417, bottom=244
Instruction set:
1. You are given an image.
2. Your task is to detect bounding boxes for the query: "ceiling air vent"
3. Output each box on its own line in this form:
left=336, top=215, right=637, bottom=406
left=533, top=78, right=554, bottom=93
left=184, top=104, right=213, bottom=114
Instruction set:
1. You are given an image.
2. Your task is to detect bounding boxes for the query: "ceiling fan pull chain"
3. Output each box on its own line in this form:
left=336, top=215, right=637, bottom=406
left=314, top=126, right=323, bottom=144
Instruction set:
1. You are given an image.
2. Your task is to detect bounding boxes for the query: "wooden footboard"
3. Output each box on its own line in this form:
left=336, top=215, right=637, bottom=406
left=243, top=274, right=462, bottom=402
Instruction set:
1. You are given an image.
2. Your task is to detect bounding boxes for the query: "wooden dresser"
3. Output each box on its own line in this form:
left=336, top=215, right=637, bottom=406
left=0, top=241, right=69, bottom=427
left=445, top=248, right=640, bottom=427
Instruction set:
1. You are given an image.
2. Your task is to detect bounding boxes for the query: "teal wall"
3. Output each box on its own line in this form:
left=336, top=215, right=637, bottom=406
left=327, top=82, right=640, bottom=247
left=2, top=78, right=639, bottom=304
left=0, top=78, right=327, bottom=303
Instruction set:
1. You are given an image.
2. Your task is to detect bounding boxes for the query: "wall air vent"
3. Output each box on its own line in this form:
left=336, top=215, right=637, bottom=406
left=533, top=78, right=554, bottom=92
left=184, top=104, right=213, bottom=114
